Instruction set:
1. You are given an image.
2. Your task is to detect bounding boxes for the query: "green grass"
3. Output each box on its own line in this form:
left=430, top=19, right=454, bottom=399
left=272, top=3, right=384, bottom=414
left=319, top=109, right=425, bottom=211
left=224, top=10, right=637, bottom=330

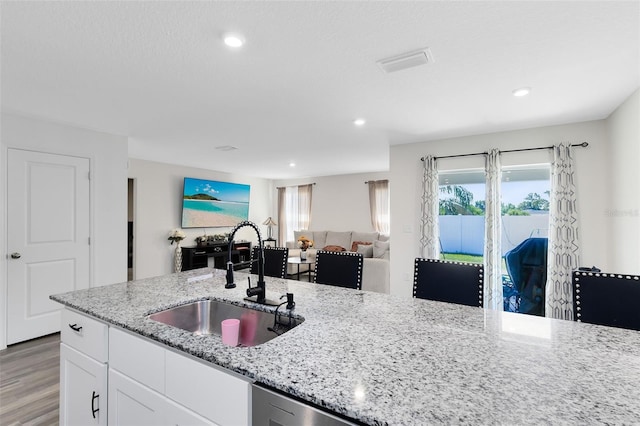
left=441, top=253, right=483, bottom=264
left=441, top=253, right=508, bottom=271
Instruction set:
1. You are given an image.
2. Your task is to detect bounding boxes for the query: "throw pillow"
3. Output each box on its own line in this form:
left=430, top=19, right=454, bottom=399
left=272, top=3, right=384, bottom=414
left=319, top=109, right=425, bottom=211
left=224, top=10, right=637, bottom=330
left=325, top=231, right=352, bottom=250
left=323, top=245, right=346, bottom=252
left=373, top=240, right=390, bottom=260
left=350, top=240, right=372, bottom=252
left=357, top=244, right=374, bottom=258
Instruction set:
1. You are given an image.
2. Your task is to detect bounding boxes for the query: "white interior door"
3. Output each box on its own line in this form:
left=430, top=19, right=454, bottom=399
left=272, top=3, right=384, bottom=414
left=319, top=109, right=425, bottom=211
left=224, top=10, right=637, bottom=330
left=7, top=149, right=90, bottom=344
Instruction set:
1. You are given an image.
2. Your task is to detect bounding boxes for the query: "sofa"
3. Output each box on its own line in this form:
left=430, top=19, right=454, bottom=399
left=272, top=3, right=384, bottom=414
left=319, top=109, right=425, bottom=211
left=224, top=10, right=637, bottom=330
left=286, top=230, right=390, bottom=294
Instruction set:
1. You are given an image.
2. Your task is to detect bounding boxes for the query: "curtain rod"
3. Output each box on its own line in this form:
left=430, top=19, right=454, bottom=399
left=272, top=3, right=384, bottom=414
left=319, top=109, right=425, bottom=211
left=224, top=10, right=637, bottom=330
left=420, top=142, right=588, bottom=161
left=276, top=182, right=316, bottom=189
left=364, top=179, right=389, bottom=184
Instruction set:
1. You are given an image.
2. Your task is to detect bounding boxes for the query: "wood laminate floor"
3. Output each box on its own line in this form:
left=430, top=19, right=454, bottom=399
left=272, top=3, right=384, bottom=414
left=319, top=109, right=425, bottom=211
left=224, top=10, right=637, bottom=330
left=0, top=333, right=60, bottom=426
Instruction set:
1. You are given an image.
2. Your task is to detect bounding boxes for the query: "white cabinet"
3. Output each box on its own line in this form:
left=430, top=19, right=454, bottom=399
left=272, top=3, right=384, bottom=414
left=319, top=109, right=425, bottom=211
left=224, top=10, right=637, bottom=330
left=108, top=369, right=217, bottom=426
left=165, top=350, right=249, bottom=426
left=109, top=328, right=244, bottom=425
left=60, top=309, right=108, bottom=426
left=108, top=370, right=166, bottom=426
left=165, top=399, right=219, bottom=426
left=60, top=309, right=250, bottom=426
left=60, top=344, right=107, bottom=426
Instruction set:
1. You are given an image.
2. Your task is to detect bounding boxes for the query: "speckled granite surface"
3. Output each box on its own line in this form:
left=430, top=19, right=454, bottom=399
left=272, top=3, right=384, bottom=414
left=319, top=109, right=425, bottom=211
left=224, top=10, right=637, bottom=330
left=51, top=269, right=640, bottom=425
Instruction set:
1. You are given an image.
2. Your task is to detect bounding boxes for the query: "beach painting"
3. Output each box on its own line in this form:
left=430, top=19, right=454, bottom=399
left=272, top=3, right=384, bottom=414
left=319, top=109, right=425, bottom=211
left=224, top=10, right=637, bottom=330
left=181, top=177, right=250, bottom=228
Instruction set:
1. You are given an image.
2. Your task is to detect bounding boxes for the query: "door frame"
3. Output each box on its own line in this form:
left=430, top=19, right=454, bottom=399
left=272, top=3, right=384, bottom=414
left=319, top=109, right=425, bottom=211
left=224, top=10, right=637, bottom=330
left=1, top=147, right=94, bottom=349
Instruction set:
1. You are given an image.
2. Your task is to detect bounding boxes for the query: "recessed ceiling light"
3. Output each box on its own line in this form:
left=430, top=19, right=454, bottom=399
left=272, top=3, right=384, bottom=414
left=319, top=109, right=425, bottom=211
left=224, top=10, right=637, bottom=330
left=512, top=87, right=531, bottom=97
left=289, top=162, right=296, bottom=168
left=223, top=33, right=245, bottom=48
left=354, top=119, right=366, bottom=126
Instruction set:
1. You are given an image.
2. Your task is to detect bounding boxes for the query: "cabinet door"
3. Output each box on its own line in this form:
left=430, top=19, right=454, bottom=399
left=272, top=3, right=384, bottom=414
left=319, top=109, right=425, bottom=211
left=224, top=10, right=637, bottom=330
left=108, top=369, right=166, bottom=426
left=60, top=344, right=107, bottom=426
left=165, top=350, right=250, bottom=426
left=165, top=399, right=219, bottom=426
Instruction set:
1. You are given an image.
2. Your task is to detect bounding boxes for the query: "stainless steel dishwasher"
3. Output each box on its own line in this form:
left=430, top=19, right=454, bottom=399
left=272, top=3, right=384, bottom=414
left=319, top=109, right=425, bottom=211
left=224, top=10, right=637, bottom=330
left=252, top=384, right=359, bottom=426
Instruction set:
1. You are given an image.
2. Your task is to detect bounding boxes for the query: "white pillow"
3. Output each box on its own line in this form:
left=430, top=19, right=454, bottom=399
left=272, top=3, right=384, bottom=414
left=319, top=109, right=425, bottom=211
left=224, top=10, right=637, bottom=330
left=373, top=240, right=390, bottom=260
left=325, top=231, right=352, bottom=250
left=357, top=244, right=374, bottom=258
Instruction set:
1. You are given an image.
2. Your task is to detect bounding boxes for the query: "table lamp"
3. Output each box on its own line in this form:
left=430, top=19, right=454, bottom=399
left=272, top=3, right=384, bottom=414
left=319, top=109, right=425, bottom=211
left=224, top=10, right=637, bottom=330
left=262, top=217, right=277, bottom=240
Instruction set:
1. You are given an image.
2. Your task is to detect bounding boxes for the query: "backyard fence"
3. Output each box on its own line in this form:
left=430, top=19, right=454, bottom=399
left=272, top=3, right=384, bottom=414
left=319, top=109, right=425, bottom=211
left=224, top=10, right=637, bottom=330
left=439, top=214, right=549, bottom=256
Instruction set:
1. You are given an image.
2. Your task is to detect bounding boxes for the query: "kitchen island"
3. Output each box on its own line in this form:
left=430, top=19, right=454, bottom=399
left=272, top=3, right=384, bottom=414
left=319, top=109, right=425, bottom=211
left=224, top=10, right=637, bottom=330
left=51, top=268, right=640, bottom=425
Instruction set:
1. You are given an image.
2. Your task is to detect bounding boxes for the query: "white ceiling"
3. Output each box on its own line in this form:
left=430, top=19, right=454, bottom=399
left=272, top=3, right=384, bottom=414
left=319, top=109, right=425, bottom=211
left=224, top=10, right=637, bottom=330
left=1, top=1, right=638, bottom=179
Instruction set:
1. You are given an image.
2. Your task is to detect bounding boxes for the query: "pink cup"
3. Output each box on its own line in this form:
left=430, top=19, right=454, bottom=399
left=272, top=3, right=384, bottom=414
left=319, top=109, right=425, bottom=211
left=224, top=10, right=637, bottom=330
left=221, top=318, right=240, bottom=346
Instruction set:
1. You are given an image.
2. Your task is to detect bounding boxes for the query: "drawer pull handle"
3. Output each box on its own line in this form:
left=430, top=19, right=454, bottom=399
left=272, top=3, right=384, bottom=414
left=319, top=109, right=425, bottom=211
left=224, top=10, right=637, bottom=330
left=68, top=323, right=83, bottom=332
left=91, top=391, right=99, bottom=419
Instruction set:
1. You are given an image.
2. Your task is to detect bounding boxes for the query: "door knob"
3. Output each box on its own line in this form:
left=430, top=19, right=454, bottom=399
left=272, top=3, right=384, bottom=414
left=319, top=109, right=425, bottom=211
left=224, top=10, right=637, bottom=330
left=10, top=252, right=21, bottom=259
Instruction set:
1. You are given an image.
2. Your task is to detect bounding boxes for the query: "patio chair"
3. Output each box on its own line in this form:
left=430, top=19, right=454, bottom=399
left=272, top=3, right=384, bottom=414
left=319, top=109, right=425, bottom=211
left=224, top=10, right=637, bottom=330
left=413, top=258, right=484, bottom=307
left=504, top=237, right=548, bottom=316
left=314, top=250, right=363, bottom=290
left=573, top=271, right=640, bottom=331
left=250, top=246, right=288, bottom=279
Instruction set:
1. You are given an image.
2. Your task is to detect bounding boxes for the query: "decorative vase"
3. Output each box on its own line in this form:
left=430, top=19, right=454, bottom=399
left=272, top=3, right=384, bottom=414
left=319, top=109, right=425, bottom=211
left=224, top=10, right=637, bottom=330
left=300, top=249, right=307, bottom=261
left=174, top=243, right=183, bottom=273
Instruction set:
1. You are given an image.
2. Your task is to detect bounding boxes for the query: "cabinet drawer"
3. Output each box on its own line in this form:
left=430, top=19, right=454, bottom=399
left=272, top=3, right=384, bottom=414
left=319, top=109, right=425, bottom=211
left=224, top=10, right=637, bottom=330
left=166, top=350, right=250, bottom=426
left=109, top=328, right=165, bottom=394
left=61, top=309, right=108, bottom=362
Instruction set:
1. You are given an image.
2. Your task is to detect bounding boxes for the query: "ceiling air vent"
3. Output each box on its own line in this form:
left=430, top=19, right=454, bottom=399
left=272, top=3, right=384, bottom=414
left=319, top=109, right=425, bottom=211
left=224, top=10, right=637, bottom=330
left=215, top=145, right=238, bottom=152
left=377, top=48, right=434, bottom=73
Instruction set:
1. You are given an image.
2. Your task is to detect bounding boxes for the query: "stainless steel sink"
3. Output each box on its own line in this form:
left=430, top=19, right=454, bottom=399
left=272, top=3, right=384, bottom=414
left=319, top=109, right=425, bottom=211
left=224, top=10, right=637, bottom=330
left=147, top=299, right=302, bottom=347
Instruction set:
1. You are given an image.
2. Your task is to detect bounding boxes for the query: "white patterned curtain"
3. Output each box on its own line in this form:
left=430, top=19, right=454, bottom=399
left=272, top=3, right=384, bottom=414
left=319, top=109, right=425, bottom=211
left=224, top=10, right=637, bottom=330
left=484, top=149, right=503, bottom=310
left=368, top=180, right=390, bottom=234
left=546, top=142, right=580, bottom=320
left=420, top=155, right=440, bottom=259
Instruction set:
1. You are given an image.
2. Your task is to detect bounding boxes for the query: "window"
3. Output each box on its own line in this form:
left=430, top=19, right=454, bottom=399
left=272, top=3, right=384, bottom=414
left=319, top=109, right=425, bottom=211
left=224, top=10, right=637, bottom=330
left=438, top=165, right=550, bottom=316
left=368, top=180, right=389, bottom=235
left=438, top=169, right=485, bottom=264
left=501, top=165, right=550, bottom=315
left=277, top=184, right=313, bottom=244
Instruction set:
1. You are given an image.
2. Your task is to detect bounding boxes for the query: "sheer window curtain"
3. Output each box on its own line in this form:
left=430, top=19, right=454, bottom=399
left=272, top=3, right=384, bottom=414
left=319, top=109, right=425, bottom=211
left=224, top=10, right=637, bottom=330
left=420, top=155, right=440, bottom=258
left=368, top=180, right=390, bottom=235
left=277, top=187, right=286, bottom=245
left=484, top=149, right=503, bottom=310
left=297, top=184, right=313, bottom=231
left=546, top=142, right=581, bottom=320
left=277, top=184, right=313, bottom=245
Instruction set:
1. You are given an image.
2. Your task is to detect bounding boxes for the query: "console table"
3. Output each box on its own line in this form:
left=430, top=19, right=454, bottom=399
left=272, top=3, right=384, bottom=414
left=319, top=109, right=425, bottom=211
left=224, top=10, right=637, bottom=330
left=181, top=241, right=252, bottom=271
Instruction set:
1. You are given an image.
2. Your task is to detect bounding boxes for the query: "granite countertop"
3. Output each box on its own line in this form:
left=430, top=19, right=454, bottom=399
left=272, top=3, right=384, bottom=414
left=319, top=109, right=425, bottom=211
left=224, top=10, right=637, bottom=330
left=51, top=268, right=640, bottom=425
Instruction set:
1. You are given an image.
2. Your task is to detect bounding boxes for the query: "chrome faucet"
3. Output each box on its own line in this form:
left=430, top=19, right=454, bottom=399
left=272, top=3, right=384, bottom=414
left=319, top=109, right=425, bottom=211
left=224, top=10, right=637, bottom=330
left=226, top=221, right=269, bottom=304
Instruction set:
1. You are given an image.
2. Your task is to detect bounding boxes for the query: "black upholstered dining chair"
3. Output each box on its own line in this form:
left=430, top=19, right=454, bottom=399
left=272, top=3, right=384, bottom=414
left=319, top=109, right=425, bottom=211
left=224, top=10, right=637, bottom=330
left=413, top=258, right=484, bottom=307
left=314, top=250, right=363, bottom=290
left=250, top=246, right=289, bottom=279
left=573, top=271, right=640, bottom=331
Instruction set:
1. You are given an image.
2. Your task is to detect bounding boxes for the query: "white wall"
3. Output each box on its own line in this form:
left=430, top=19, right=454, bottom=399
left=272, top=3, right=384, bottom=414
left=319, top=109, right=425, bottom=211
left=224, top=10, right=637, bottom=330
left=128, top=159, right=274, bottom=279
left=274, top=171, right=389, bottom=236
left=606, top=89, right=640, bottom=274
left=390, top=119, right=609, bottom=298
left=1, top=112, right=128, bottom=349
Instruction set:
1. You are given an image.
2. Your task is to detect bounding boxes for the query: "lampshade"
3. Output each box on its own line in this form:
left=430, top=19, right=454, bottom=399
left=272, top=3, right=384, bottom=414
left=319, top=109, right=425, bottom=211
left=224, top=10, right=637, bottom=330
left=263, top=217, right=277, bottom=226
